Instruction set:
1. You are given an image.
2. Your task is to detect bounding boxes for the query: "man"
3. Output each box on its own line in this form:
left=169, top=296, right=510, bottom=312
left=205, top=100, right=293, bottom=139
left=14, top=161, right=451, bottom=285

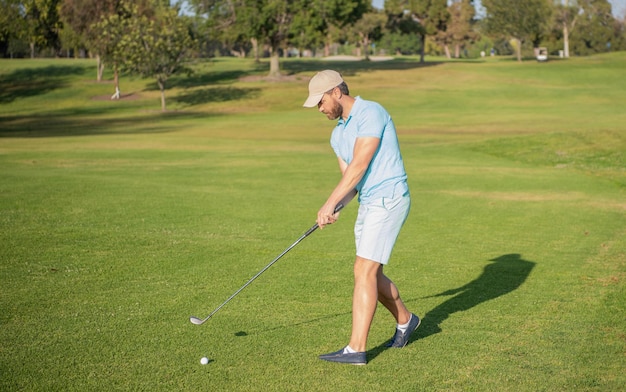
left=303, top=70, right=420, bottom=365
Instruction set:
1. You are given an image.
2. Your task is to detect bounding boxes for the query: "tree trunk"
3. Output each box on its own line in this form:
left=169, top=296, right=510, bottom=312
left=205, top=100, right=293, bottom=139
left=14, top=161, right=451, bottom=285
left=97, top=55, right=104, bottom=82
left=455, top=44, right=461, bottom=58
left=362, top=35, right=370, bottom=61
left=158, top=80, right=166, bottom=112
left=444, top=45, right=451, bottom=59
left=419, top=33, right=425, bottom=63
left=111, top=66, right=120, bottom=100
left=563, top=23, right=570, bottom=58
left=251, top=38, right=259, bottom=62
left=513, top=38, right=522, bottom=62
left=30, top=42, right=35, bottom=58
left=564, top=0, right=570, bottom=58
left=268, top=48, right=281, bottom=78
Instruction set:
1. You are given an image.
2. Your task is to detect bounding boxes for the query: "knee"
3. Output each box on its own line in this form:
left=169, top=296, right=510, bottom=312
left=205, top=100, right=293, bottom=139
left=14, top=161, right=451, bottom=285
left=353, top=257, right=381, bottom=281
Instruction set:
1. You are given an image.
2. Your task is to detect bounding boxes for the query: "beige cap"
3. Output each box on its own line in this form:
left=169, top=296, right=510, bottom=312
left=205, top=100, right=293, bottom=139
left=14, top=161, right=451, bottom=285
left=303, top=70, right=344, bottom=108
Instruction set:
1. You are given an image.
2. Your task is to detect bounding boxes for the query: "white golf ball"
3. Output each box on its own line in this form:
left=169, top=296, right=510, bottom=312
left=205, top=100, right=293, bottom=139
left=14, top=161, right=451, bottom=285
left=200, top=357, right=209, bottom=365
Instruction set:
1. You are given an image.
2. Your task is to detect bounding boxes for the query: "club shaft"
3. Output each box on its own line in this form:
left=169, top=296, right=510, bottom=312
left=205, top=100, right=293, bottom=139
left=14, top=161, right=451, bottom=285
left=205, top=227, right=315, bottom=320
left=191, top=203, right=343, bottom=325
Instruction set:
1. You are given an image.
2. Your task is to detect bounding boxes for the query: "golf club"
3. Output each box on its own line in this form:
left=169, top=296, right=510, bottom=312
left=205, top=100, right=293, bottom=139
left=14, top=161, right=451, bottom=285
left=190, top=203, right=344, bottom=325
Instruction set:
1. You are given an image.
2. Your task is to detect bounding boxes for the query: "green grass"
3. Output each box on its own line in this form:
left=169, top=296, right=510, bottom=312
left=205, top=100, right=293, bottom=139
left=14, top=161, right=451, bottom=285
left=1, top=53, right=625, bottom=391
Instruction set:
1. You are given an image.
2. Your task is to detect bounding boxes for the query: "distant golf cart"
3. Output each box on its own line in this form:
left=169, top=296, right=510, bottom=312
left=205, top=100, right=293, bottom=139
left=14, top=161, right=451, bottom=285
left=536, top=47, right=548, bottom=62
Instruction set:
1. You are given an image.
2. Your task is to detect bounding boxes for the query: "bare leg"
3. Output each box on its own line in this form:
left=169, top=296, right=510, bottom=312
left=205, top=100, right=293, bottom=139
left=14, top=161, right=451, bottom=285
left=348, top=256, right=381, bottom=352
left=377, top=266, right=412, bottom=325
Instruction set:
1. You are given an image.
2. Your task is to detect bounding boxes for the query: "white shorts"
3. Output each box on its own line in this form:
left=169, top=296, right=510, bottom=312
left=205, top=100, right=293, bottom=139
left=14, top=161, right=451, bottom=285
left=354, top=192, right=410, bottom=265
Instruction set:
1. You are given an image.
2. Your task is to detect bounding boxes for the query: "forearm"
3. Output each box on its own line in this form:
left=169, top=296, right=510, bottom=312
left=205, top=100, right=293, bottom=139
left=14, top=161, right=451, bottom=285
left=318, top=137, right=378, bottom=228
left=317, top=167, right=360, bottom=228
left=325, top=168, right=362, bottom=209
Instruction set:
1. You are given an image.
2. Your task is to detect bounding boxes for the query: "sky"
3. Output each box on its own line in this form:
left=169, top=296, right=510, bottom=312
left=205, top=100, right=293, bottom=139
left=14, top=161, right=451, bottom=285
left=608, top=0, right=626, bottom=17
left=372, top=0, right=626, bottom=18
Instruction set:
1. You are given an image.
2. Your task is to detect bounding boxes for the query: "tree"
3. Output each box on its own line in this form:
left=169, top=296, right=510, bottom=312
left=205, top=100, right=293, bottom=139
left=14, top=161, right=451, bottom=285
left=437, top=0, right=477, bottom=58
left=0, top=0, right=26, bottom=57
left=259, top=0, right=302, bottom=77
left=190, top=0, right=369, bottom=77
left=290, top=1, right=327, bottom=57
left=190, top=0, right=256, bottom=59
left=385, top=0, right=449, bottom=62
left=611, top=12, right=626, bottom=51
left=570, top=0, right=615, bottom=55
left=312, top=0, right=370, bottom=57
left=119, top=3, right=196, bottom=111
left=91, top=7, right=132, bottom=98
left=384, top=0, right=424, bottom=56
left=60, top=0, right=121, bottom=80
left=58, top=22, right=85, bottom=58
left=553, top=0, right=581, bottom=58
left=483, top=0, right=552, bottom=61
left=21, top=0, right=63, bottom=58
left=349, top=9, right=387, bottom=59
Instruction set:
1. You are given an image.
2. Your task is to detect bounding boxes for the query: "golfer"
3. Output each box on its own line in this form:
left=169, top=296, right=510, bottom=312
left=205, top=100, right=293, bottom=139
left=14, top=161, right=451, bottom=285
left=303, top=70, right=420, bottom=365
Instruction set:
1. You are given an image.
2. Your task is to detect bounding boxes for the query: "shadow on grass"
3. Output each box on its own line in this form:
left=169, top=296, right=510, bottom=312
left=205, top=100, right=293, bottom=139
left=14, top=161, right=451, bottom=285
left=241, top=253, right=534, bottom=364
left=0, top=58, right=451, bottom=136
left=0, top=109, right=222, bottom=137
left=173, top=86, right=262, bottom=106
left=166, top=57, right=446, bottom=89
left=0, top=65, right=88, bottom=104
left=367, top=253, right=536, bottom=362
left=167, top=69, right=249, bottom=89
left=280, top=58, right=444, bottom=77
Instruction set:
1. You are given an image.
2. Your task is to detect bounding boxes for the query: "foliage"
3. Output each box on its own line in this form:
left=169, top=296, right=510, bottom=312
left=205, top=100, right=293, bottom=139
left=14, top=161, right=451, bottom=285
left=118, top=3, right=197, bottom=111
left=291, top=0, right=370, bottom=57
left=0, top=0, right=27, bottom=56
left=188, top=0, right=370, bottom=77
left=384, top=0, right=450, bottom=62
left=60, top=0, right=120, bottom=39
left=411, top=0, right=450, bottom=36
left=482, top=0, right=553, bottom=61
left=348, top=9, right=387, bottom=59
left=290, top=1, right=328, bottom=55
left=57, top=23, right=86, bottom=57
left=61, top=0, right=124, bottom=80
left=570, top=0, right=620, bottom=55
left=436, top=0, right=478, bottom=58
left=378, top=31, right=422, bottom=55
left=2, top=0, right=626, bottom=59
left=12, top=0, right=63, bottom=57
left=0, top=0, right=22, bottom=40
left=550, top=0, right=582, bottom=57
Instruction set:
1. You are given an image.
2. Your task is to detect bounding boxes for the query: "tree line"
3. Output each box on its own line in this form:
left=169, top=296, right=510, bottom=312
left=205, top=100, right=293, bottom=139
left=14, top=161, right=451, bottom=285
left=1, top=0, right=624, bottom=110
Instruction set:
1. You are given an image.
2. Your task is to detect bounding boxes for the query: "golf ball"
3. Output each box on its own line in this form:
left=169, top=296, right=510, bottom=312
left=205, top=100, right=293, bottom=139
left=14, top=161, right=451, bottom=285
left=200, top=357, right=209, bottom=365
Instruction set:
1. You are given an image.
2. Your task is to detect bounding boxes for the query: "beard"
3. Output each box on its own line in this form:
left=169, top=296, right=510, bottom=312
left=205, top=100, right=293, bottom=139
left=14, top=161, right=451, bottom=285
left=326, top=101, right=343, bottom=121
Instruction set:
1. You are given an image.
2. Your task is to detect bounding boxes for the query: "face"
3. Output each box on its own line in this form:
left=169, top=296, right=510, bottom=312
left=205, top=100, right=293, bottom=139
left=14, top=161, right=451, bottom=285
left=317, top=90, right=343, bottom=121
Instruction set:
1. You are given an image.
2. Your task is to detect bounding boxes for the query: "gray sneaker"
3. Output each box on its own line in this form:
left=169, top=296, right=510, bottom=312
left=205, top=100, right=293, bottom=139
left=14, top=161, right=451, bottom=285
left=319, top=347, right=367, bottom=365
left=385, top=314, right=421, bottom=348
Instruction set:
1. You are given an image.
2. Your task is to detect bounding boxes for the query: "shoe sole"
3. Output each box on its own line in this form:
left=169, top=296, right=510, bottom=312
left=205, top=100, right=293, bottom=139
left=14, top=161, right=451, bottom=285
left=319, top=349, right=367, bottom=365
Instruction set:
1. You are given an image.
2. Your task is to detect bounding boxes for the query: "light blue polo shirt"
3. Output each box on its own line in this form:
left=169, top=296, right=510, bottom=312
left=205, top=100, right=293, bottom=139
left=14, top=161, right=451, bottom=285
left=330, top=96, right=409, bottom=204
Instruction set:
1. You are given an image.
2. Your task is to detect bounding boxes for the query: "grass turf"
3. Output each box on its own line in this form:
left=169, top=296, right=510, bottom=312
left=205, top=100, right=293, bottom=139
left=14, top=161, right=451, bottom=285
left=0, top=53, right=625, bottom=391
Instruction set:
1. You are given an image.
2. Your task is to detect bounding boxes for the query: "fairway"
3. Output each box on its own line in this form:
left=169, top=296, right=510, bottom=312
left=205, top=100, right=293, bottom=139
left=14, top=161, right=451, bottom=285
left=1, top=54, right=625, bottom=391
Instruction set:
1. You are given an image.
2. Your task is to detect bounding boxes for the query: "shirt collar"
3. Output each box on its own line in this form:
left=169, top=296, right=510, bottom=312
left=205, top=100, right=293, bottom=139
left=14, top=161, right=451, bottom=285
left=338, top=96, right=361, bottom=127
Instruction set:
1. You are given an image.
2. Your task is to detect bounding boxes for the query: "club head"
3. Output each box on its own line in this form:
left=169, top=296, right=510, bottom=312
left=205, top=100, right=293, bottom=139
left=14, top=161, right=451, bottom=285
left=190, top=316, right=205, bottom=325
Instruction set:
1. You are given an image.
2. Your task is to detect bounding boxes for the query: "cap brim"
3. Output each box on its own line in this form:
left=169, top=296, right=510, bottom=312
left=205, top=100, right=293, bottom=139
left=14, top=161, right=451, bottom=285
left=303, top=93, right=324, bottom=108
